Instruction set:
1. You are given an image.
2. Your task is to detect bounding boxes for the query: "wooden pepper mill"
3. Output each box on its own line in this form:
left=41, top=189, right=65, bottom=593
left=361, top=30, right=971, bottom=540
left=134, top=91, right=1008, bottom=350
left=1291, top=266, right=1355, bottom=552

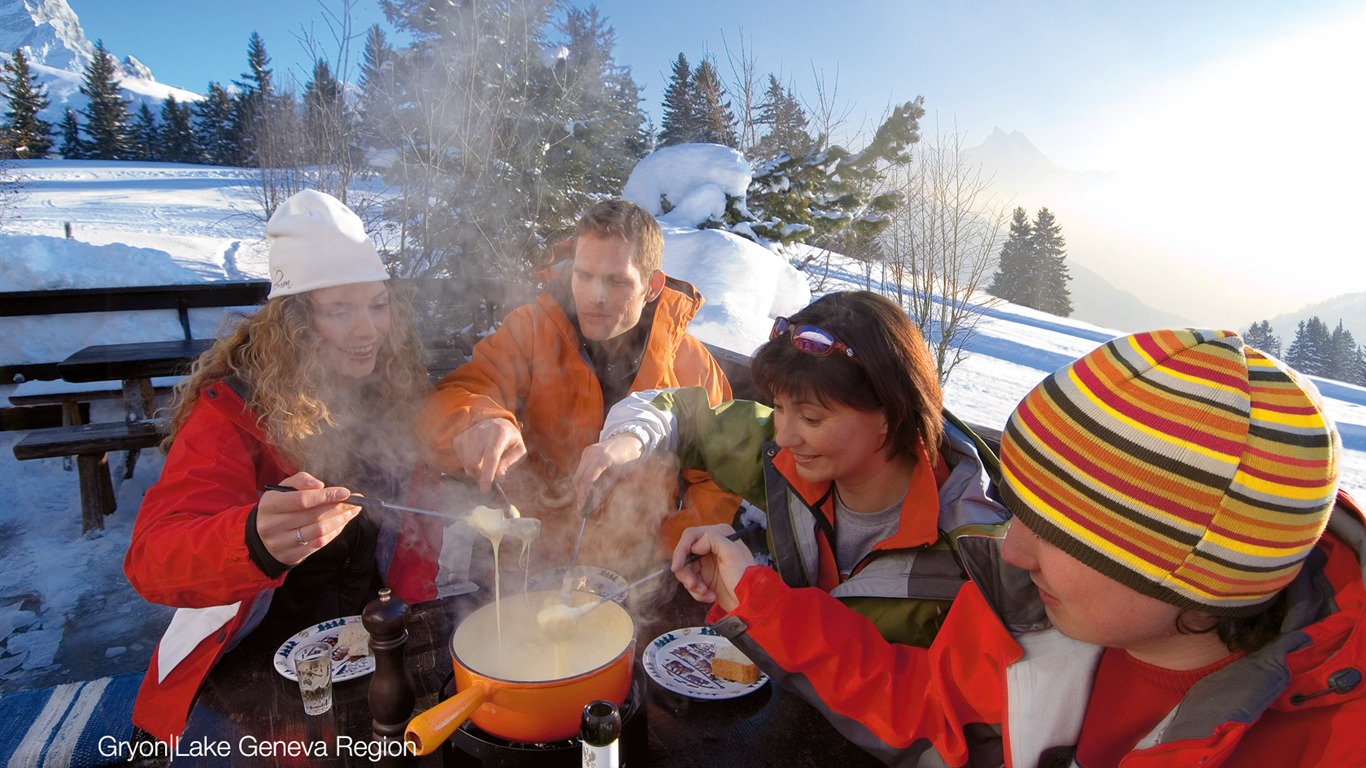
left=362, top=587, right=416, bottom=738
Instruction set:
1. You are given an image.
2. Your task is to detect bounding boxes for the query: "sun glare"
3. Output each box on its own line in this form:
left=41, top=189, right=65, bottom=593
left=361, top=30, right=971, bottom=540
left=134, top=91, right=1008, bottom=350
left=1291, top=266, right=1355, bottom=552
left=1072, top=7, right=1366, bottom=305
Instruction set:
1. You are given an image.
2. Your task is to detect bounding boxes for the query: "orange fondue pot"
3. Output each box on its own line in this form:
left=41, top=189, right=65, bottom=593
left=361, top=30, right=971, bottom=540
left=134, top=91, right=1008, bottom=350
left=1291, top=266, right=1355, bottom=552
left=406, top=589, right=635, bottom=754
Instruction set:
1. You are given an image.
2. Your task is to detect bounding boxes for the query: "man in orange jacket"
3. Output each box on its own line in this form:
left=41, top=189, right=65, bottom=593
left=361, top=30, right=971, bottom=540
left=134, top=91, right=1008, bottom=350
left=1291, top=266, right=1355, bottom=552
left=397, top=200, right=738, bottom=594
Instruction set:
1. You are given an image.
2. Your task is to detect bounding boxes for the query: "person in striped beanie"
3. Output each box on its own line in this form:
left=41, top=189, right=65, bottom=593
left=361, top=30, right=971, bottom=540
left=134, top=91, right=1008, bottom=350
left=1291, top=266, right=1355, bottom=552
left=1001, top=327, right=1339, bottom=617
left=665, top=328, right=1365, bottom=767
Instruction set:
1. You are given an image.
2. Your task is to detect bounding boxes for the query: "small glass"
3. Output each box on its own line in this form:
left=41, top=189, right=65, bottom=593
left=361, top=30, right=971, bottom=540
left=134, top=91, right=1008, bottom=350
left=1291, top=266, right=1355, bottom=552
left=293, top=641, right=333, bottom=716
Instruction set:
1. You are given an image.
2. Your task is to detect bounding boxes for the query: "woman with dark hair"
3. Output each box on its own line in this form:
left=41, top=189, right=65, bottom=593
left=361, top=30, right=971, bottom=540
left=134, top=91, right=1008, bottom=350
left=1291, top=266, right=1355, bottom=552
left=124, top=190, right=431, bottom=741
left=669, top=329, right=1363, bottom=766
left=576, top=290, right=1008, bottom=646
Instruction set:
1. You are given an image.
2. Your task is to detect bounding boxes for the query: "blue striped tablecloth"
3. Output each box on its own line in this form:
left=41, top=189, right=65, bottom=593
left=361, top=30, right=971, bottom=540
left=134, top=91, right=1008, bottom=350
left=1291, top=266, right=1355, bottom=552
left=0, top=673, right=140, bottom=768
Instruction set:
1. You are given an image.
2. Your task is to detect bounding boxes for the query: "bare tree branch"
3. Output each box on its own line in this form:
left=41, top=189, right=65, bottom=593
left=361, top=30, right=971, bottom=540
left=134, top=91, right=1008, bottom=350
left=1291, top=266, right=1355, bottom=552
left=881, top=124, right=1006, bottom=382
left=721, top=27, right=761, bottom=154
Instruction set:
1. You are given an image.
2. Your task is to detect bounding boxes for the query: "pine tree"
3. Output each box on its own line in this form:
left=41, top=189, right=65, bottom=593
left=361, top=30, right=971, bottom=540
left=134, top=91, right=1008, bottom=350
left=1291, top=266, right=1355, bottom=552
left=988, top=207, right=1033, bottom=304
left=1349, top=344, right=1366, bottom=387
left=750, top=74, right=812, bottom=162
left=193, top=82, right=236, bottom=165
left=691, top=58, right=736, bottom=147
left=356, top=24, right=398, bottom=151
left=58, top=108, right=84, bottom=159
left=358, top=24, right=394, bottom=100
left=539, top=6, right=649, bottom=235
left=303, top=58, right=352, bottom=166
left=1242, top=320, right=1283, bottom=358
left=239, top=32, right=273, bottom=97
left=743, top=98, right=924, bottom=250
left=1028, top=207, right=1072, bottom=316
left=1286, top=317, right=1333, bottom=377
left=378, top=0, right=620, bottom=278
left=159, top=95, right=197, bottom=163
left=230, top=32, right=275, bottom=166
left=79, top=40, right=133, bottom=159
left=1327, top=321, right=1359, bottom=382
left=1, top=48, right=53, bottom=159
left=130, top=102, right=158, bottom=160
left=658, top=53, right=697, bottom=147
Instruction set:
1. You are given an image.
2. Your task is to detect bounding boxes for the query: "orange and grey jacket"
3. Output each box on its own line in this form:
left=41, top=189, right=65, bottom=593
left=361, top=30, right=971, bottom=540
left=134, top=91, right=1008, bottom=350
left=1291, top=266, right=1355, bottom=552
left=412, top=266, right=738, bottom=579
left=603, top=386, right=1009, bottom=646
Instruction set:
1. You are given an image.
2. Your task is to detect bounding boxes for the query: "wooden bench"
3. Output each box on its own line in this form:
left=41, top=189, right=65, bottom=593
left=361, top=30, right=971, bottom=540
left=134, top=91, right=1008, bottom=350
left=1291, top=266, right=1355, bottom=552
left=13, top=419, right=168, bottom=534
left=7, top=376, right=181, bottom=423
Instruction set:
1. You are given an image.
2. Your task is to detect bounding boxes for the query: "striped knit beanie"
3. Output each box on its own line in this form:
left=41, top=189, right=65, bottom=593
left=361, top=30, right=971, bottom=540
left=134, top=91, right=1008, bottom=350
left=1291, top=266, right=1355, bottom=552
left=1000, top=328, right=1339, bottom=616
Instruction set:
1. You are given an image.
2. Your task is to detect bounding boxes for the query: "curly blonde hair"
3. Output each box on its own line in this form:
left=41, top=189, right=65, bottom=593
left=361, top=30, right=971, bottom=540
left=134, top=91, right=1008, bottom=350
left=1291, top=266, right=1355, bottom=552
left=163, top=282, right=429, bottom=479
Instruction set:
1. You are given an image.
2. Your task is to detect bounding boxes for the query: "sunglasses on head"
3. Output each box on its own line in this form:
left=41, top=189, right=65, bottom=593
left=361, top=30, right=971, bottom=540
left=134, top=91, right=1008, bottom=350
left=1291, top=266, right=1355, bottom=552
left=770, top=317, right=859, bottom=362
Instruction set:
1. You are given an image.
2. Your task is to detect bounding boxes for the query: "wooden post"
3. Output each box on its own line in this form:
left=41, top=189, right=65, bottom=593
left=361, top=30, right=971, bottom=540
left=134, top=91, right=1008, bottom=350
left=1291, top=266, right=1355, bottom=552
left=75, top=453, right=112, bottom=533
left=120, top=378, right=154, bottom=478
left=60, top=399, right=80, bottom=471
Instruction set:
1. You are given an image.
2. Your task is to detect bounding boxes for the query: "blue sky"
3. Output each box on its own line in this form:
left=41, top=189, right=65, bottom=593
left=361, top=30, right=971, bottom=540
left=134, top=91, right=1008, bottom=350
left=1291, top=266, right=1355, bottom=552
left=62, top=0, right=1366, bottom=319
left=67, top=0, right=1363, bottom=168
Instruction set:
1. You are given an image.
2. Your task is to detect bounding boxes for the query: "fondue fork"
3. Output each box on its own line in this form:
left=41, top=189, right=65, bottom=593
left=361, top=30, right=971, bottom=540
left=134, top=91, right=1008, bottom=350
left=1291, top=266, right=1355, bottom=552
left=263, top=484, right=458, bottom=521
left=559, top=485, right=599, bottom=599
left=564, top=521, right=763, bottom=618
left=492, top=480, right=521, bottom=518
left=539, top=522, right=762, bottom=639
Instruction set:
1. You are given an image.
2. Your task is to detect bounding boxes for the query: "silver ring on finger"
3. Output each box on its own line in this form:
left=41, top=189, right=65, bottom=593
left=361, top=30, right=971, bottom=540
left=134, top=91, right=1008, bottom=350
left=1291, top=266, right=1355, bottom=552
left=295, top=527, right=308, bottom=547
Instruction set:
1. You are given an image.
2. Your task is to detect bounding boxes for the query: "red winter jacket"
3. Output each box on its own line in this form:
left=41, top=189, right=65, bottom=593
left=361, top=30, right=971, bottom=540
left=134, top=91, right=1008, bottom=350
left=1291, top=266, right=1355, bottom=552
left=123, top=380, right=428, bottom=740
left=712, top=491, right=1366, bottom=767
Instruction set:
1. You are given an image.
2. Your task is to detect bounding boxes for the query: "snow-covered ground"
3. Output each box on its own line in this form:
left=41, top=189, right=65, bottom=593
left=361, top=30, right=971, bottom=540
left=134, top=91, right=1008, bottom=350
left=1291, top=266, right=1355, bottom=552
left=2, top=159, right=1363, bottom=697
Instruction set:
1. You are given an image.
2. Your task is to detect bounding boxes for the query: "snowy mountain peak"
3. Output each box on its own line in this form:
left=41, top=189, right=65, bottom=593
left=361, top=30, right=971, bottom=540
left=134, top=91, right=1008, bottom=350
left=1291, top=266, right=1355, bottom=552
left=981, top=127, right=1042, bottom=155
left=0, top=0, right=93, bottom=72
left=971, top=127, right=1060, bottom=176
left=122, top=54, right=152, bottom=81
left=1, top=0, right=200, bottom=121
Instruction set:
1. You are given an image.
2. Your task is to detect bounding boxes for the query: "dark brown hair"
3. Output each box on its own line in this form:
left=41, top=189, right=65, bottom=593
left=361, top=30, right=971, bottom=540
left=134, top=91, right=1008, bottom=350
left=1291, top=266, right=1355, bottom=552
left=575, top=199, right=664, bottom=275
left=1176, top=590, right=1289, bottom=654
left=750, top=291, right=944, bottom=465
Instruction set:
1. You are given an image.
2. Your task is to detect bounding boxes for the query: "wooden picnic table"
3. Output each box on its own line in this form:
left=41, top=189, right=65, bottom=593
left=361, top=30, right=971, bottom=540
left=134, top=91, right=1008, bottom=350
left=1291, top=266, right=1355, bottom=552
left=57, top=338, right=213, bottom=385
left=57, top=339, right=210, bottom=423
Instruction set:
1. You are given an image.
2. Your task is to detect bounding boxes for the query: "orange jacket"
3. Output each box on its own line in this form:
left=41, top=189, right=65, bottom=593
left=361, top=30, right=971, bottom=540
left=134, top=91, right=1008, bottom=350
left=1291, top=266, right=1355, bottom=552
left=414, top=270, right=739, bottom=575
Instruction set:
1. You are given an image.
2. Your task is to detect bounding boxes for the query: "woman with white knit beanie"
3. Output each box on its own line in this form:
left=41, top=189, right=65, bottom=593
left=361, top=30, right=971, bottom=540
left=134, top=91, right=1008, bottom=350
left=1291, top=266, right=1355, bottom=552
left=124, top=190, right=430, bottom=741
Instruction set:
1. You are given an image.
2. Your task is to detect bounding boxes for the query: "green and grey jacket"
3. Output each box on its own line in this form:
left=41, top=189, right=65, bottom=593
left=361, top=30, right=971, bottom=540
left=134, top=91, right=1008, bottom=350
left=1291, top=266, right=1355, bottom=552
left=601, top=386, right=1010, bottom=646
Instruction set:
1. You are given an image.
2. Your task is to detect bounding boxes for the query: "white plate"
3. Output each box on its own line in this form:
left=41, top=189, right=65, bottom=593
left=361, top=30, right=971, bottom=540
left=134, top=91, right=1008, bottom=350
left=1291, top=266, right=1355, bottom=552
left=642, top=627, right=769, bottom=700
left=527, top=566, right=628, bottom=601
left=273, top=615, right=375, bottom=683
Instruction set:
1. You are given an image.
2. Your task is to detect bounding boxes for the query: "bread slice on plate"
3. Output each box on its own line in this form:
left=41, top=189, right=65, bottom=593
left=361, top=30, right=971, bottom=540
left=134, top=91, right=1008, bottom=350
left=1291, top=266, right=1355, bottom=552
left=334, top=622, right=372, bottom=661
left=710, top=644, right=759, bottom=684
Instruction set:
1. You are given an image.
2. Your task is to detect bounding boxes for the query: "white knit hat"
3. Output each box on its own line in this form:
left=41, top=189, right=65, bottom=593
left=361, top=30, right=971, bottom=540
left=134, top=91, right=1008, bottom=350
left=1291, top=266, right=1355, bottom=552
left=266, top=189, right=389, bottom=298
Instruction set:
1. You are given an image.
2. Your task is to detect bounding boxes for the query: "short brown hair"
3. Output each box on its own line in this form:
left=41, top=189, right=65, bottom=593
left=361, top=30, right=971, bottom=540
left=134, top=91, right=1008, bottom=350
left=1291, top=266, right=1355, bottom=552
left=575, top=199, right=664, bottom=275
left=751, top=291, right=944, bottom=465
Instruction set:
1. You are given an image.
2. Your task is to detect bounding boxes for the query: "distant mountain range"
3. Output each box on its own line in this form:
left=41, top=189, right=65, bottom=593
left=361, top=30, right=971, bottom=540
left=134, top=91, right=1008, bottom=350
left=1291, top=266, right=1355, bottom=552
left=0, top=0, right=200, bottom=122
left=1266, top=292, right=1366, bottom=348
left=964, top=128, right=1366, bottom=341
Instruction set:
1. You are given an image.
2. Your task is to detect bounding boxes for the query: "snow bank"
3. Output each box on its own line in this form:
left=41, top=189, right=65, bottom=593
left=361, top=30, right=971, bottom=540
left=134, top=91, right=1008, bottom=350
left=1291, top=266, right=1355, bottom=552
left=662, top=227, right=810, bottom=355
left=622, top=143, right=751, bottom=229
left=0, top=234, right=247, bottom=368
left=624, top=144, right=809, bottom=355
left=1, top=234, right=215, bottom=289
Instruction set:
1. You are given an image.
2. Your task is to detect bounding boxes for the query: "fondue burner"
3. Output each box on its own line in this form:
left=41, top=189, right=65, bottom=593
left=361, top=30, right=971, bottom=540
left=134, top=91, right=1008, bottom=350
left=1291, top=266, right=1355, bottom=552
left=440, top=671, right=648, bottom=767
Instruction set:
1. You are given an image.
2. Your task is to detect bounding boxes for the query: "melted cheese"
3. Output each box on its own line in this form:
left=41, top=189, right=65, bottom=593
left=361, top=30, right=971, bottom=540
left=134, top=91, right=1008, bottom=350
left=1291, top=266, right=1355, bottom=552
left=452, top=590, right=633, bottom=681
